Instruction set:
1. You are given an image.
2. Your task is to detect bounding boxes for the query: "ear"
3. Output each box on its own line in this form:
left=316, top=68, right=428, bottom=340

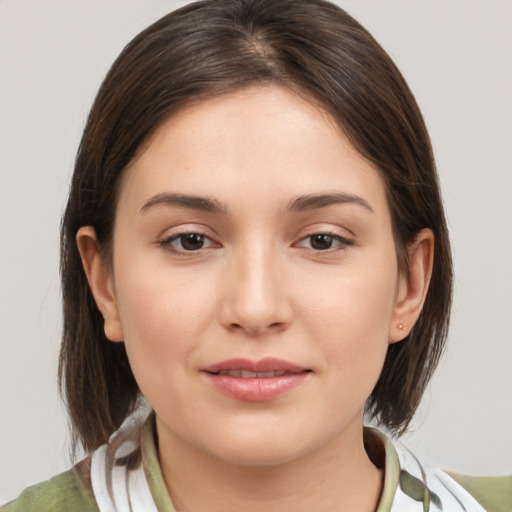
left=389, top=228, right=434, bottom=343
left=76, top=226, right=124, bottom=342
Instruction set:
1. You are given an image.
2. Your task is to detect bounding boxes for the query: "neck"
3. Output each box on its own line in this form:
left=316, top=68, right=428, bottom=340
left=156, top=418, right=383, bottom=512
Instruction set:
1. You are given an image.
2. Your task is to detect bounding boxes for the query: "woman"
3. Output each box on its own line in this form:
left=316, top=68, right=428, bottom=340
left=1, top=0, right=510, bottom=510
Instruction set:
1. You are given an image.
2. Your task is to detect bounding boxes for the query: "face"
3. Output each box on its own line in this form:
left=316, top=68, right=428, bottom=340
left=87, top=86, right=412, bottom=467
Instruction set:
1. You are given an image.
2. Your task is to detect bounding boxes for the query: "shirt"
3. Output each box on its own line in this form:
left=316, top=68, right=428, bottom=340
left=2, top=412, right=510, bottom=511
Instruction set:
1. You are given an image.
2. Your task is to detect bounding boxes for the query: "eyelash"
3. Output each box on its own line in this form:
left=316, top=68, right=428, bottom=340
left=158, top=231, right=353, bottom=255
left=295, top=232, right=354, bottom=252
left=158, top=232, right=217, bottom=255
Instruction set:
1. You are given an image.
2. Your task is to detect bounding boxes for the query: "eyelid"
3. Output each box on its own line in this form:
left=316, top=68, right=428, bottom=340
left=157, top=223, right=218, bottom=241
left=293, top=222, right=355, bottom=240
left=295, top=233, right=353, bottom=249
left=157, top=225, right=221, bottom=255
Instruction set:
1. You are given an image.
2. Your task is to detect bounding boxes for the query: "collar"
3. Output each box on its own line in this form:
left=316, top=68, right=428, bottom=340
left=91, top=412, right=485, bottom=512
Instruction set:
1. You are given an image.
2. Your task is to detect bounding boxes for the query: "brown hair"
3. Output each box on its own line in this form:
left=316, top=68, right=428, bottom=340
left=60, top=0, right=452, bottom=452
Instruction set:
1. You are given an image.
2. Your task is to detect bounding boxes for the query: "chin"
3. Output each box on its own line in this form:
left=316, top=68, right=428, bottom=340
left=213, top=441, right=305, bottom=468
left=199, top=425, right=317, bottom=468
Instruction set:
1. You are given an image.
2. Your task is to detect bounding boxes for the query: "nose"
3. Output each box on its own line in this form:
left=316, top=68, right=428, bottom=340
left=219, top=244, right=293, bottom=337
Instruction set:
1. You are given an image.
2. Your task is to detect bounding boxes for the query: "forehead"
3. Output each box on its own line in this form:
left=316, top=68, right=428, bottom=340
left=119, top=85, right=388, bottom=215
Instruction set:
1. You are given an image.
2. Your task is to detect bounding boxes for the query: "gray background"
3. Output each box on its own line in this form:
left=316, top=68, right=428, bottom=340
left=1, top=0, right=511, bottom=503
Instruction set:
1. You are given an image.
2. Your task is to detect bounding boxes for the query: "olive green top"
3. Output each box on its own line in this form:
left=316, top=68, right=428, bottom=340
left=2, top=417, right=510, bottom=511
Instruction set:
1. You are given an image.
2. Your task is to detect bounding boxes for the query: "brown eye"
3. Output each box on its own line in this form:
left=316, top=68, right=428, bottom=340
left=310, top=234, right=335, bottom=250
left=179, top=233, right=205, bottom=250
left=295, top=232, right=354, bottom=252
left=159, top=232, right=215, bottom=254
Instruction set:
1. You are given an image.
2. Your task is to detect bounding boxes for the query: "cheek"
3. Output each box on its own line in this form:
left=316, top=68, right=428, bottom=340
left=302, top=265, right=397, bottom=324
left=112, top=264, right=218, bottom=384
left=296, top=260, right=398, bottom=370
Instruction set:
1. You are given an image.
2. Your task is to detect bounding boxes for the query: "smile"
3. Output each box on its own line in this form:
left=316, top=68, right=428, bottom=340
left=202, top=358, right=311, bottom=401
left=216, top=369, right=287, bottom=378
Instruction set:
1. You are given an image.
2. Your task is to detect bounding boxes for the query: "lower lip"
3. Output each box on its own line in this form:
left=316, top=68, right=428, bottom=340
left=204, top=372, right=310, bottom=401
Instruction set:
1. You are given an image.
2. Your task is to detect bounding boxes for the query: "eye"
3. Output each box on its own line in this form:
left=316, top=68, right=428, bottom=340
left=297, top=233, right=353, bottom=251
left=159, top=232, right=217, bottom=253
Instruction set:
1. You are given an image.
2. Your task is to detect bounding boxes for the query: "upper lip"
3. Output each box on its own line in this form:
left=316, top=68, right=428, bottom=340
left=202, top=357, right=310, bottom=374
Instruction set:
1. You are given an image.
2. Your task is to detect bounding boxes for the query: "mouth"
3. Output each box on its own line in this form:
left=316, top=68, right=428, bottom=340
left=202, top=357, right=310, bottom=373
left=215, top=369, right=290, bottom=378
left=201, top=358, right=311, bottom=401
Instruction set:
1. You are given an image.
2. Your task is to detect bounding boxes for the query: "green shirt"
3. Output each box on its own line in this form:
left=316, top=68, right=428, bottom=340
left=2, top=417, right=510, bottom=511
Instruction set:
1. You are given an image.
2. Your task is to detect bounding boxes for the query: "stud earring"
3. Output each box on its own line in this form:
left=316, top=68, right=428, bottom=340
left=398, top=323, right=406, bottom=331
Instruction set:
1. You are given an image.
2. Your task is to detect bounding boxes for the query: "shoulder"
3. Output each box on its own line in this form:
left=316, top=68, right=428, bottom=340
left=0, top=458, right=99, bottom=512
left=445, top=471, right=512, bottom=512
left=390, top=437, right=511, bottom=512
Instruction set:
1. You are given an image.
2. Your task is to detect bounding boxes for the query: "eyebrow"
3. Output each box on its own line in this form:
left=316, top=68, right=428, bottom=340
left=140, top=191, right=373, bottom=215
left=288, top=192, right=374, bottom=213
left=140, top=193, right=228, bottom=215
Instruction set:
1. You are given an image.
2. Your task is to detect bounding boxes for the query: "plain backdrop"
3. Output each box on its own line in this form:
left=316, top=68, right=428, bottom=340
left=1, top=0, right=511, bottom=504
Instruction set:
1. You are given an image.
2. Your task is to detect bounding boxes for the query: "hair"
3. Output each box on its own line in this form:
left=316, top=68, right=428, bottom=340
left=60, top=0, right=452, bottom=453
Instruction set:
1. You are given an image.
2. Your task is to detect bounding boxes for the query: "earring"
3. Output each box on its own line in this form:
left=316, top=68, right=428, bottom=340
left=398, top=323, right=406, bottom=331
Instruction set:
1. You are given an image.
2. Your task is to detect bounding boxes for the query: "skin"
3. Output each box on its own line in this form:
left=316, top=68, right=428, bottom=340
left=78, top=85, right=433, bottom=511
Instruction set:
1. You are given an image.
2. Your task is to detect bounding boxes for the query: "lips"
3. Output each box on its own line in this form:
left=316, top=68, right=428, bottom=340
left=202, top=357, right=308, bottom=374
left=201, top=358, right=311, bottom=401
left=217, top=369, right=287, bottom=378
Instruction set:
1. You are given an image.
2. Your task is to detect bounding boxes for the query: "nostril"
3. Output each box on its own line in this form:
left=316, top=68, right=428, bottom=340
left=226, top=320, right=286, bottom=336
